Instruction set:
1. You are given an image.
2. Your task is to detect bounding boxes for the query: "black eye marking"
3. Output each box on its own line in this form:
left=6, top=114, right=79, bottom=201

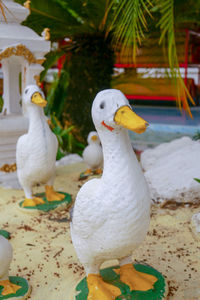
left=100, top=101, right=105, bottom=109
left=25, top=88, right=28, bottom=94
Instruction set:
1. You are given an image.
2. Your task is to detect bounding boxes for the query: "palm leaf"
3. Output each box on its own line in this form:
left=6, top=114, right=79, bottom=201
left=15, top=0, right=112, bottom=39
left=157, top=0, right=195, bottom=117
left=194, top=178, right=200, bottom=184
left=15, top=0, right=84, bottom=40
left=40, top=50, right=65, bottom=82
left=110, top=0, right=152, bottom=62
left=0, top=0, right=7, bottom=21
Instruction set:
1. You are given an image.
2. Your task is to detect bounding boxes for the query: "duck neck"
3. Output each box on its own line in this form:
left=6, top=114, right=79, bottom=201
left=98, top=127, right=138, bottom=180
left=27, top=106, right=46, bottom=133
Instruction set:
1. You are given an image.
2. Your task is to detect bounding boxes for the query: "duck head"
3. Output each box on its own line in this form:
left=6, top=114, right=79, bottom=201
left=87, top=131, right=101, bottom=145
left=23, top=85, right=47, bottom=109
left=92, top=89, right=148, bottom=134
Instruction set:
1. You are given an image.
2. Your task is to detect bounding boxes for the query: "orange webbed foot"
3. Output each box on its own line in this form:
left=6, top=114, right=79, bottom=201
left=119, top=264, right=157, bottom=291
left=0, top=279, right=21, bottom=296
left=45, top=185, right=65, bottom=202
left=87, top=273, right=121, bottom=300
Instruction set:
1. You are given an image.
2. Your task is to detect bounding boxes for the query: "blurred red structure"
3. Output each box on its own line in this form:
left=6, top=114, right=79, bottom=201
left=113, top=29, right=200, bottom=104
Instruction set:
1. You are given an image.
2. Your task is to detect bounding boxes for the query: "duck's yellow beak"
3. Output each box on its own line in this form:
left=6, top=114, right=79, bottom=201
left=91, top=135, right=98, bottom=141
left=31, top=92, right=47, bottom=107
left=114, top=106, right=149, bottom=134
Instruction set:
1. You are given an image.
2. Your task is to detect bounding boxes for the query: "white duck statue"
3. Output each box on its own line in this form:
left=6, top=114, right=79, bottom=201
left=16, top=85, right=65, bottom=207
left=0, top=235, right=30, bottom=299
left=82, top=131, right=103, bottom=176
left=0, top=235, right=16, bottom=296
left=71, top=89, right=163, bottom=299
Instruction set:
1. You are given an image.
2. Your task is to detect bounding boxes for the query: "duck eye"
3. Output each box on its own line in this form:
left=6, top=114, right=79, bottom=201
left=100, top=102, right=105, bottom=109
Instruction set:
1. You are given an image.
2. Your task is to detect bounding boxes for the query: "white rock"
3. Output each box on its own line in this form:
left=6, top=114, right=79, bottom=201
left=56, top=154, right=83, bottom=167
left=141, top=137, right=200, bottom=203
left=141, top=136, right=194, bottom=171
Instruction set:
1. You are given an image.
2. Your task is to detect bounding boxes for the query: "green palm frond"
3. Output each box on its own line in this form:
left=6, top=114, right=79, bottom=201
left=157, top=0, right=176, bottom=68
left=52, top=0, right=84, bottom=24
left=15, top=0, right=86, bottom=39
left=40, top=50, right=65, bottom=82
left=0, top=0, right=7, bottom=21
left=111, top=0, right=152, bottom=62
left=157, top=0, right=195, bottom=116
left=15, top=0, right=112, bottom=39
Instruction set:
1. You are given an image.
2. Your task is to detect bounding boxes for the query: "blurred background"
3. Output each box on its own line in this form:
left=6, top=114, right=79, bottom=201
left=1, top=0, right=200, bottom=158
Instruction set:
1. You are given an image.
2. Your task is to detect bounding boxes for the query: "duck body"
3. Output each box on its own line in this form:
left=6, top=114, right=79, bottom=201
left=16, top=85, right=65, bottom=206
left=72, top=132, right=150, bottom=269
left=71, top=89, right=150, bottom=274
left=82, top=131, right=103, bottom=171
left=17, top=105, right=57, bottom=189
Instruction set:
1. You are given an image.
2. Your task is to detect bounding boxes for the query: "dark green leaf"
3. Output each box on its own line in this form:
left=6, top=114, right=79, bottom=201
left=194, top=178, right=200, bottom=184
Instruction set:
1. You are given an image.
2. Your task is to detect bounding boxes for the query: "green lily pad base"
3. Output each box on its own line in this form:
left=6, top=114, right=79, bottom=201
left=18, top=192, right=72, bottom=213
left=0, top=276, right=31, bottom=300
left=79, top=169, right=102, bottom=180
left=75, top=264, right=167, bottom=300
left=0, top=230, right=11, bottom=240
left=79, top=171, right=93, bottom=180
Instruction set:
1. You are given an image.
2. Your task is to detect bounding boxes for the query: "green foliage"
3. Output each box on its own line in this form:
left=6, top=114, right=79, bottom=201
left=110, top=0, right=152, bottom=61
left=193, top=131, right=200, bottom=141
left=110, top=0, right=200, bottom=116
left=110, top=0, right=200, bottom=61
left=15, top=0, right=83, bottom=40
left=49, top=115, right=85, bottom=160
left=0, top=95, right=3, bottom=113
left=14, top=0, right=115, bottom=142
left=40, top=50, right=64, bottom=82
left=64, top=33, right=114, bottom=141
left=15, top=0, right=113, bottom=39
left=194, top=178, right=200, bottom=184
left=14, top=0, right=200, bottom=131
left=45, top=70, right=69, bottom=118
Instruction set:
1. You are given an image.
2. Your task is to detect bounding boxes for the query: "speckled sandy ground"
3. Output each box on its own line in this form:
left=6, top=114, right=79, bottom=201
left=0, top=163, right=200, bottom=300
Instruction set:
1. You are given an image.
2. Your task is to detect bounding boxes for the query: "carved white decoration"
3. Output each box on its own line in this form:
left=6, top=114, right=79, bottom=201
left=0, top=0, right=50, bottom=168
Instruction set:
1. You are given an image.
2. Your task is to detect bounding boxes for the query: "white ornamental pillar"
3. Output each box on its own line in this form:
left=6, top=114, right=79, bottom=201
left=22, top=61, right=44, bottom=90
left=1, top=56, right=22, bottom=114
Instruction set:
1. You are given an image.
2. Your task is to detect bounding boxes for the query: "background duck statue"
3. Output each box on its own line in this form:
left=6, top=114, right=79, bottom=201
left=16, top=85, right=65, bottom=208
left=81, top=131, right=103, bottom=178
left=71, top=89, right=167, bottom=299
left=0, top=235, right=30, bottom=299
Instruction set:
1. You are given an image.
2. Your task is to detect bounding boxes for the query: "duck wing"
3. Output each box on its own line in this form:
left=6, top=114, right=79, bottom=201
left=72, top=178, right=106, bottom=239
left=16, top=134, right=29, bottom=170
